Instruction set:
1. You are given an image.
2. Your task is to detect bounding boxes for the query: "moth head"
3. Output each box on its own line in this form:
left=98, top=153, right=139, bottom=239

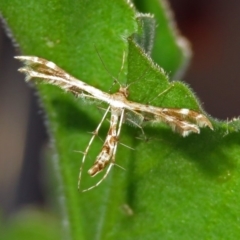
left=119, top=86, right=129, bottom=98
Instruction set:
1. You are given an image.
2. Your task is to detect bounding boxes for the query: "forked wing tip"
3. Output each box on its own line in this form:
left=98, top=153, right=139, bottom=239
left=201, top=118, right=214, bottom=130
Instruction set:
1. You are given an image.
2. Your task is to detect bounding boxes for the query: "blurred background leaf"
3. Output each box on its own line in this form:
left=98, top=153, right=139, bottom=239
left=0, top=209, right=61, bottom=240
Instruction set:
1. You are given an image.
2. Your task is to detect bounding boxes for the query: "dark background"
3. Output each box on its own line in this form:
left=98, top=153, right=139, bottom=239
left=0, top=0, right=240, bottom=216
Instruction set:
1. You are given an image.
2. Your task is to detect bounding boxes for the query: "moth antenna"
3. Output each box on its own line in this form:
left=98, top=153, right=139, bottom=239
left=94, top=45, right=125, bottom=89
left=126, top=66, right=150, bottom=90
left=147, top=83, right=175, bottom=104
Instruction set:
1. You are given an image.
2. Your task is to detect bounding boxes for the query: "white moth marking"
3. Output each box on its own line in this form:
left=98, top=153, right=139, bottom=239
left=46, top=61, right=57, bottom=69
left=179, top=108, right=190, bottom=115
left=15, top=55, right=213, bottom=191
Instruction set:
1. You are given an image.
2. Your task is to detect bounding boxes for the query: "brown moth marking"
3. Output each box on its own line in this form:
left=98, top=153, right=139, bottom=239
left=15, top=56, right=213, bottom=191
left=78, top=105, right=125, bottom=192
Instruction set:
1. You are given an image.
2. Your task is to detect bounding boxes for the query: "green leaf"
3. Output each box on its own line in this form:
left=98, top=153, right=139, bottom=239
left=1, top=1, right=240, bottom=240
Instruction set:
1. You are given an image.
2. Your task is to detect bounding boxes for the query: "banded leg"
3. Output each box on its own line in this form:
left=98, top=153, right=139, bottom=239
left=78, top=106, right=111, bottom=190
left=82, top=108, right=125, bottom=192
